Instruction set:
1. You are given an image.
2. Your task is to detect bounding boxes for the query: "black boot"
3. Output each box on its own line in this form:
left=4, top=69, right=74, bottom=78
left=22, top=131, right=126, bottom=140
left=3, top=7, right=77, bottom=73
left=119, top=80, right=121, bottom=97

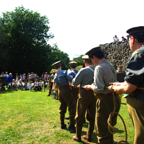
left=61, top=123, right=66, bottom=129
left=65, top=116, right=70, bottom=120
left=68, top=116, right=76, bottom=132
left=60, top=115, right=66, bottom=129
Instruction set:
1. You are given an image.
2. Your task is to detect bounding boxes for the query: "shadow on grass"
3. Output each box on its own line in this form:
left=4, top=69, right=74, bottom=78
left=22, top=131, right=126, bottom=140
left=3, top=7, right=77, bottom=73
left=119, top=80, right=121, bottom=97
left=64, top=130, right=98, bottom=144
left=0, top=90, right=15, bottom=95
left=83, top=122, right=88, bottom=128
left=76, top=131, right=98, bottom=144
left=29, top=89, right=45, bottom=93
left=81, top=130, right=98, bottom=144
left=121, top=102, right=126, bottom=105
left=114, top=127, right=124, bottom=133
left=62, top=123, right=98, bottom=144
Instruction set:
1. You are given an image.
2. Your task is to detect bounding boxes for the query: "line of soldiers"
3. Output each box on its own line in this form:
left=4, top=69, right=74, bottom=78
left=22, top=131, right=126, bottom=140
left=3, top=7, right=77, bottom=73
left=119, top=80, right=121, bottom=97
left=51, top=26, right=144, bottom=144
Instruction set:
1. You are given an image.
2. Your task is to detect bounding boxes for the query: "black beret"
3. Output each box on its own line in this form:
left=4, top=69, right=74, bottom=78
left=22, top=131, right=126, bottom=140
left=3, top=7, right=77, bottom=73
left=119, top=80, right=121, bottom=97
left=126, top=26, right=144, bottom=34
left=85, top=47, right=101, bottom=57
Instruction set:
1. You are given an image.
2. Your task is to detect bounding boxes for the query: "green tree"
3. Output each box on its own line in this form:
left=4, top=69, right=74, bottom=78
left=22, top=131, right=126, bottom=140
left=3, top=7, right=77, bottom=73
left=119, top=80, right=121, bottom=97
left=49, top=44, right=70, bottom=72
left=0, top=6, right=54, bottom=75
left=72, top=54, right=84, bottom=66
left=0, top=27, right=10, bottom=72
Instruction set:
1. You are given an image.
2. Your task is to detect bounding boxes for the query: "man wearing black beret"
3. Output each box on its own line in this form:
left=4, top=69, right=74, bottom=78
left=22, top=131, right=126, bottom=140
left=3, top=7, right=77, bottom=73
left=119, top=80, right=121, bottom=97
left=109, top=26, right=144, bottom=144
left=84, top=47, right=121, bottom=144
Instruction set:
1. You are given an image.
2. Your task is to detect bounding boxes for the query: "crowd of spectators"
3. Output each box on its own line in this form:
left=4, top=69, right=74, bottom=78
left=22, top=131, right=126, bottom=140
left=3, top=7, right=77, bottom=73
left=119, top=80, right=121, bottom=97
left=0, top=65, right=126, bottom=92
left=0, top=71, right=49, bottom=91
left=113, top=35, right=128, bottom=42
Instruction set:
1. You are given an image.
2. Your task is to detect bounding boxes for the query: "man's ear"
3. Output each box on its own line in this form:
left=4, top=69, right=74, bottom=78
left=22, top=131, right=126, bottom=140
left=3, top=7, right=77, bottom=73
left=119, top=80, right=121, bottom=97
left=93, top=55, right=96, bottom=59
left=131, top=37, right=135, bottom=44
left=83, top=61, right=86, bottom=66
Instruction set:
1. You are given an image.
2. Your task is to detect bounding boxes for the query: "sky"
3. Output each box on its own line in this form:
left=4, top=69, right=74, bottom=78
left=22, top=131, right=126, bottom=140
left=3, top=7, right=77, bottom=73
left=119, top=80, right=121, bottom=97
left=0, top=0, right=144, bottom=59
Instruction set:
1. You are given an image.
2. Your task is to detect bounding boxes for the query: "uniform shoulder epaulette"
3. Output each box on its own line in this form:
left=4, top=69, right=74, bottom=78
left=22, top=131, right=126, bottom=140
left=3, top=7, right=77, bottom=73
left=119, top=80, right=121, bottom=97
left=132, top=50, right=144, bottom=57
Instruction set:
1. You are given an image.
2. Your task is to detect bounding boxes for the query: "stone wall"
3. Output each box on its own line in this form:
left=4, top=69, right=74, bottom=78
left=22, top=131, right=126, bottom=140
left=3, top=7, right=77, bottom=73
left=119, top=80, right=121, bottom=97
left=99, top=41, right=132, bottom=71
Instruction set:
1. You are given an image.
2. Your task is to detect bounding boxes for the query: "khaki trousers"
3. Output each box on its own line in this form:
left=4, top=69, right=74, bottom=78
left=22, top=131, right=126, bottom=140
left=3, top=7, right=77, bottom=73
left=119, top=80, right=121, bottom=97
left=58, top=84, right=76, bottom=116
left=127, top=96, right=144, bottom=144
left=95, top=94, right=121, bottom=144
left=70, top=86, right=79, bottom=104
left=75, top=91, right=96, bottom=136
left=48, top=83, right=53, bottom=95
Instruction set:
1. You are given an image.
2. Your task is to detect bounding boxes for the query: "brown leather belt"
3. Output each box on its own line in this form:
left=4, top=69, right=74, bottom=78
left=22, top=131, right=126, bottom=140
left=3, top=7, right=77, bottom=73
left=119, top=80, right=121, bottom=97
left=97, top=93, right=113, bottom=99
left=129, top=89, right=144, bottom=97
left=80, top=88, right=93, bottom=93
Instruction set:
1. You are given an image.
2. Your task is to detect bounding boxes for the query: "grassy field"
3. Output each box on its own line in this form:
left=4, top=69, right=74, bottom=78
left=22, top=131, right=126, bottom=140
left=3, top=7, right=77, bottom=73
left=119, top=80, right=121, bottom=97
left=0, top=89, right=134, bottom=144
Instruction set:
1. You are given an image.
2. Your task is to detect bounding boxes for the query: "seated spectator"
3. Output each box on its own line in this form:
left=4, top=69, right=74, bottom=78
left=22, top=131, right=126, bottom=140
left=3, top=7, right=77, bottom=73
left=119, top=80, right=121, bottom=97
left=121, top=36, right=127, bottom=42
left=16, top=78, right=19, bottom=84
left=34, top=79, right=39, bottom=91
left=0, top=72, right=6, bottom=84
left=35, top=74, right=40, bottom=81
left=26, top=78, right=30, bottom=90
left=44, top=72, right=49, bottom=81
left=5, top=71, right=9, bottom=82
left=22, top=73, right=26, bottom=82
left=38, top=80, right=42, bottom=91
left=16, top=73, right=19, bottom=80
left=27, top=79, right=33, bottom=91
left=30, top=72, right=35, bottom=82
left=18, top=79, right=25, bottom=90
left=11, top=79, right=18, bottom=91
left=0, top=72, right=5, bottom=77
left=0, top=83, right=5, bottom=91
left=19, top=74, right=22, bottom=80
left=44, top=72, right=49, bottom=88
left=41, top=72, right=45, bottom=81
left=8, top=73, right=13, bottom=88
left=27, top=73, right=31, bottom=81
left=116, top=65, right=126, bottom=82
left=113, top=35, right=119, bottom=41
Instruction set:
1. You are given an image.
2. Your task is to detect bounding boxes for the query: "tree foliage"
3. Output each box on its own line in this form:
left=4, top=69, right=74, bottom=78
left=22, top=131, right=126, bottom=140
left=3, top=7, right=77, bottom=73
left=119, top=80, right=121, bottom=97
left=71, top=55, right=84, bottom=66
left=50, top=44, right=70, bottom=71
left=0, top=6, right=70, bottom=75
left=0, top=27, right=10, bottom=70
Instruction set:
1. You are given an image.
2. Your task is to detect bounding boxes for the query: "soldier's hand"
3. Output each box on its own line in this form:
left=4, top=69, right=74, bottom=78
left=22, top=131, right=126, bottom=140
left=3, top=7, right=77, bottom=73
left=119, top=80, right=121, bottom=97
left=108, top=82, right=120, bottom=90
left=69, top=82, right=73, bottom=86
left=77, top=85, right=80, bottom=88
left=108, top=85, right=113, bottom=91
left=83, top=85, right=92, bottom=90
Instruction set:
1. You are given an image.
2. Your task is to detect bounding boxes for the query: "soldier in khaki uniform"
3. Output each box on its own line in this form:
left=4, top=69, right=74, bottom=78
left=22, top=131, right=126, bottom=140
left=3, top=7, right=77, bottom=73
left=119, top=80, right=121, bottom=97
left=65, top=61, right=79, bottom=120
left=72, top=55, right=96, bottom=142
left=52, top=61, right=76, bottom=131
left=84, top=47, right=121, bottom=144
left=69, top=61, right=79, bottom=103
left=109, top=26, right=144, bottom=144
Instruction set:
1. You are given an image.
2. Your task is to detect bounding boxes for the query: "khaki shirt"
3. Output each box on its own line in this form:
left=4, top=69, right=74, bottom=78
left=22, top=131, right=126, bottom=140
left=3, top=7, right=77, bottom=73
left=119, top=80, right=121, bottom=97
left=72, top=65, right=94, bottom=86
left=94, top=60, right=116, bottom=94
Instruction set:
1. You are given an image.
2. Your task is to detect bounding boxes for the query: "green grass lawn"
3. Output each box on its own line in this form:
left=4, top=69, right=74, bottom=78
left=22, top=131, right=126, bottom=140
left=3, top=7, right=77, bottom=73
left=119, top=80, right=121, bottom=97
left=0, top=90, right=134, bottom=144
